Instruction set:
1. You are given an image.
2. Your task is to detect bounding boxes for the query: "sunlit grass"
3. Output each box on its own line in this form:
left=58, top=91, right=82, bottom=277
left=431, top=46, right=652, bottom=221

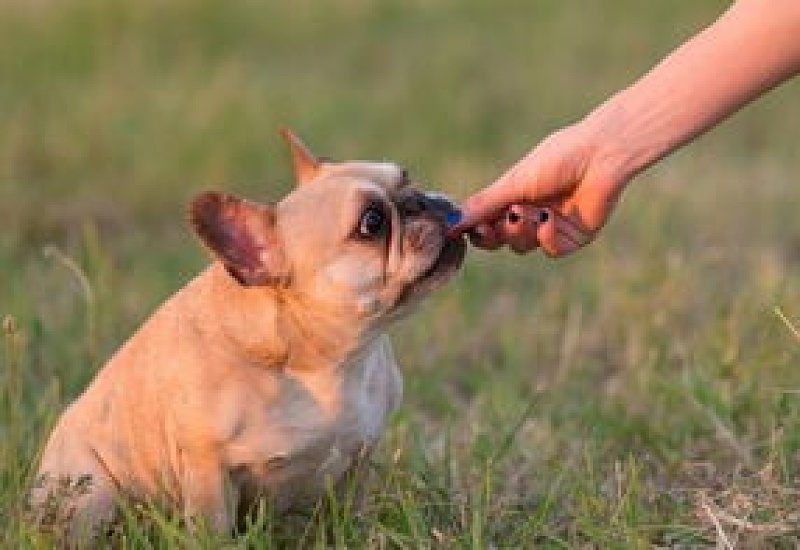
left=3, top=0, right=800, bottom=546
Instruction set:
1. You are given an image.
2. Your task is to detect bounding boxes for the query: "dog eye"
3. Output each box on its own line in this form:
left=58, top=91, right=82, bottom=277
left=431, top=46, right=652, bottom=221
left=358, top=205, right=388, bottom=239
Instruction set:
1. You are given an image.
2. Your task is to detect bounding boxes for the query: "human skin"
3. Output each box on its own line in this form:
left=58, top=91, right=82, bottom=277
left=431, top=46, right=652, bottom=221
left=453, top=0, right=800, bottom=256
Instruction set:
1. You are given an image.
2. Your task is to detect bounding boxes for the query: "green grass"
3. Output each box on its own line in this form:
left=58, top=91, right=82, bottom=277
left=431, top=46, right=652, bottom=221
left=3, top=0, right=800, bottom=546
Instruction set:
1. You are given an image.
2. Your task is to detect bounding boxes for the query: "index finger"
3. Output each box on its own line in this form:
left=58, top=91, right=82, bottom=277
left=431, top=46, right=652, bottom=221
left=449, top=174, right=523, bottom=235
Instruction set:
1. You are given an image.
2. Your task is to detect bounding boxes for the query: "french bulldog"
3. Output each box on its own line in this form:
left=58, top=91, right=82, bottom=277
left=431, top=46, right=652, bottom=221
left=32, top=130, right=466, bottom=540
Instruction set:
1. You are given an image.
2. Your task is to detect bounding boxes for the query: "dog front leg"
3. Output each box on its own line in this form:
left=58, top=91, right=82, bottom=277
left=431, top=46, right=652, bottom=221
left=181, top=454, right=237, bottom=533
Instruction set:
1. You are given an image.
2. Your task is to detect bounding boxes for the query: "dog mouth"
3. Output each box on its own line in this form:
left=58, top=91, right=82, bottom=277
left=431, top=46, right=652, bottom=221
left=423, top=236, right=466, bottom=280
left=400, top=234, right=466, bottom=301
left=389, top=191, right=467, bottom=308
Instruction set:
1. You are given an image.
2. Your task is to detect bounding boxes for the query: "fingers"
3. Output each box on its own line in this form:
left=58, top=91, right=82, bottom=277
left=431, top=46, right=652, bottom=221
left=451, top=150, right=543, bottom=235
left=453, top=175, right=522, bottom=234
left=453, top=128, right=585, bottom=235
left=539, top=207, right=596, bottom=257
left=503, top=204, right=543, bottom=254
left=451, top=123, right=624, bottom=255
left=468, top=221, right=504, bottom=250
left=469, top=203, right=596, bottom=257
left=469, top=204, right=547, bottom=254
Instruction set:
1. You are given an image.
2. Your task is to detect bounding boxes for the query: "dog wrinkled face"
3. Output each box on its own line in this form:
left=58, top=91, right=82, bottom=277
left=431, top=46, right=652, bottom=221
left=190, top=129, right=466, bottom=327
left=280, top=163, right=465, bottom=321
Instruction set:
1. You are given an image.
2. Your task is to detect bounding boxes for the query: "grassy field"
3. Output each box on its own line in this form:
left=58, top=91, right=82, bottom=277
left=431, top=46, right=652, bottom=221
left=3, top=0, right=800, bottom=547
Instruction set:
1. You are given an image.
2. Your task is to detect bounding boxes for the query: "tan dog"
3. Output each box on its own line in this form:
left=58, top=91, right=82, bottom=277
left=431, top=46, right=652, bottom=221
left=33, top=130, right=466, bottom=539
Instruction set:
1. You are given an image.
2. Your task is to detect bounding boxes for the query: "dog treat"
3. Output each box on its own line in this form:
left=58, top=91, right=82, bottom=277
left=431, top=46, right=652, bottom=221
left=537, top=209, right=549, bottom=224
left=446, top=209, right=463, bottom=226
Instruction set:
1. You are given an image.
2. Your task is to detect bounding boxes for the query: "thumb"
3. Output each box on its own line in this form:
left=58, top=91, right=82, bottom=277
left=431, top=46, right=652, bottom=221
left=456, top=183, right=518, bottom=232
left=453, top=163, right=529, bottom=233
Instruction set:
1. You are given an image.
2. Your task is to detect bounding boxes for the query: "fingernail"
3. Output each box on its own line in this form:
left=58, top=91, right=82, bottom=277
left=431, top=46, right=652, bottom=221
left=446, top=209, right=463, bottom=226
left=536, top=209, right=549, bottom=224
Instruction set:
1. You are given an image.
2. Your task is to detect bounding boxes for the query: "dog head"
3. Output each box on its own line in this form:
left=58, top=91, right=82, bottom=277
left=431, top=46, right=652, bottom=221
left=189, top=129, right=466, bottom=333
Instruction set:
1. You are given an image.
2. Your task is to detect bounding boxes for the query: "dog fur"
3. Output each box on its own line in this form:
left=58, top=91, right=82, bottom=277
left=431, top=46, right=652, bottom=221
left=33, top=130, right=465, bottom=540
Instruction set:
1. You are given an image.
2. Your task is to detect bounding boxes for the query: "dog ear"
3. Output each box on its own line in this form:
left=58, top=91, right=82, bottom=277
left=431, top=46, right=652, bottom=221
left=279, top=127, right=321, bottom=186
left=189, top=192, right=290, bottom=286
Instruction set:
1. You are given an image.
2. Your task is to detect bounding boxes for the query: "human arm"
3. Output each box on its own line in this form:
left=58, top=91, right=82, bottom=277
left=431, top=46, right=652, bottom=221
left=455, top=0, right=800, bottom=256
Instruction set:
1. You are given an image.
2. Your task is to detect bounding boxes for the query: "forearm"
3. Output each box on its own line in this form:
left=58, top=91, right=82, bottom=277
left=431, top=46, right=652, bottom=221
left=586, top=0, right=800, bottom=184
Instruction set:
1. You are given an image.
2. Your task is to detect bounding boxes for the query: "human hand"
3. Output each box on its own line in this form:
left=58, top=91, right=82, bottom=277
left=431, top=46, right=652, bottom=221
left=453, top=121, right=629, bottom=257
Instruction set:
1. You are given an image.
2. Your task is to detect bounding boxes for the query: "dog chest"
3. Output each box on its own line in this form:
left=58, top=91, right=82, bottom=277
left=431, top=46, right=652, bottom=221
left=223, top=336, right=402, bottom=498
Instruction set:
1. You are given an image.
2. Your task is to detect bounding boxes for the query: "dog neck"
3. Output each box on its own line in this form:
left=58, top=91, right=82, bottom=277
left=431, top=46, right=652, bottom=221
left=189, top=263, right=380, bottom=373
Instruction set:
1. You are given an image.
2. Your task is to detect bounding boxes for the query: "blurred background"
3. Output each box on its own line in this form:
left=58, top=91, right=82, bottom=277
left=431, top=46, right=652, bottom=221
left=3, top=0, right=800, bottom=545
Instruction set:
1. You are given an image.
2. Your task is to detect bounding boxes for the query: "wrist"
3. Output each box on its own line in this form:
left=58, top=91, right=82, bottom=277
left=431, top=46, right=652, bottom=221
left=578, top=98, right=639, bottom=191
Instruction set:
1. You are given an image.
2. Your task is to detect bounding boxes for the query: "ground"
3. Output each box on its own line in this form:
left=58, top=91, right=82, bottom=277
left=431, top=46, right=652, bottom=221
left=3, top=0, right=800, bottom=547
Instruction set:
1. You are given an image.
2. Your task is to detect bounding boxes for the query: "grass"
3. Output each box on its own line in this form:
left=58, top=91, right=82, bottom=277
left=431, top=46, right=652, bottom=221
left=3, top=0, right=800, bottom=546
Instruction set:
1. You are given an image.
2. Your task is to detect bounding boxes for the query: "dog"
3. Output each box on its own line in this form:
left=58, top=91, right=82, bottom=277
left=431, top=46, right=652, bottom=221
left=32, top=129, right=466, bottom=540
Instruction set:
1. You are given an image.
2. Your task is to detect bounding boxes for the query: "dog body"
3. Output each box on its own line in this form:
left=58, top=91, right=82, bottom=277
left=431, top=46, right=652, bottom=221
left=34, top=131, right=464, bottom=537
left=38, top=264, right=402, bottom=529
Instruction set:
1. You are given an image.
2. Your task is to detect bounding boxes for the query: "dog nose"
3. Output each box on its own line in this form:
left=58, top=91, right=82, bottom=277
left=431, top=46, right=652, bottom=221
left=420, top=193, right=463, bottom=226
left=421, top=193, right=458, bottom=216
